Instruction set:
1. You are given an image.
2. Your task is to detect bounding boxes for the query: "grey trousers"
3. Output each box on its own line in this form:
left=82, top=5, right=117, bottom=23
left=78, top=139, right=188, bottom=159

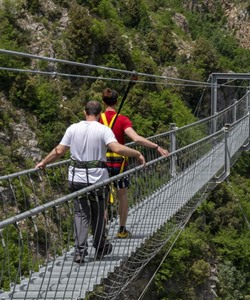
left=69, top=181, right=107, bottom=255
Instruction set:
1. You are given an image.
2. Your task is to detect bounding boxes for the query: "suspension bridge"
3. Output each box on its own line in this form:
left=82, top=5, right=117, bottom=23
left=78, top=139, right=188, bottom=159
left=0, top=48, right=250, bottom=299
left=0, top=82, right=249, bottom=299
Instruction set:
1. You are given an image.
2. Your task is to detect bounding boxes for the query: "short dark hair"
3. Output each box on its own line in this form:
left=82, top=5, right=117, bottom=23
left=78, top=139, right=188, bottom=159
left=102, top=88, right=118, bottom=105
left=85, top=100, right=102, bottom=116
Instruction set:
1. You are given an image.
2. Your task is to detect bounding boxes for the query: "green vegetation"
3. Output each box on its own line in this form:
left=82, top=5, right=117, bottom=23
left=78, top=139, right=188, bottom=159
left=154, top=152, right=250, bottom=299
left=0, top=0, right=249, bottom=168
left=0, top=0, right=250, bottom=298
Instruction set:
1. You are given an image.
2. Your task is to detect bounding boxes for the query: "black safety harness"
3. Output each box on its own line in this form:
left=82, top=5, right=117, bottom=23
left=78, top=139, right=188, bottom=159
left=70, top=158, right=109, bottom=193
left=70, top=159, right=108, bottom=169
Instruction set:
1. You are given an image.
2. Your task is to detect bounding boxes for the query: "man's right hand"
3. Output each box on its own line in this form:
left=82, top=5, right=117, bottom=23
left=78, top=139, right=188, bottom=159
left=137, top=153, right=146, bottom=166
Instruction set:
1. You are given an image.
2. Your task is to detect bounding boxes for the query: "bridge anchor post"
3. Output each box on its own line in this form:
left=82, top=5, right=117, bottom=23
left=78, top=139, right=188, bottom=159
left=215, top=124, right=230, bottom=183
left=243, top=90, right=250, bottom=150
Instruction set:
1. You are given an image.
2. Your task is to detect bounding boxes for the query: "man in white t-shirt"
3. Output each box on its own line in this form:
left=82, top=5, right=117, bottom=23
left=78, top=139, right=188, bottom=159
left=35, top=100, right=145, bottom=264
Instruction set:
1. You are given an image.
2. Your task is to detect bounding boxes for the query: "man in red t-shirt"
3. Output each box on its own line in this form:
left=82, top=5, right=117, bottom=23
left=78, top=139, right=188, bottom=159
left=100, top=88, right=169, bottom=238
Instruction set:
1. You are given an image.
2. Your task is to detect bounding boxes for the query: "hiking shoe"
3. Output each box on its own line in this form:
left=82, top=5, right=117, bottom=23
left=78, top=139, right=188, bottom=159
left=95, top=242, right=113, bottom=259
left=73, top=249, right=88, bottom=264
left=116, top=229, right=132, bottom=239
left=73, top=254, right=84, bottom=264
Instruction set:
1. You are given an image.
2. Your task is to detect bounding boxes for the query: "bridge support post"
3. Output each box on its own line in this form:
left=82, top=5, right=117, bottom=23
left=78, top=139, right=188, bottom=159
left=211, top=74, right=218, bottom=134
left=170, top=123, right=177, bottom=176
left=233, top=98, right=237, bottom=123
left=243, top=89, right=250, bottom=150
left=216, top=124, right=230, bottom=183
left=224, top=124, right=231, bottom=176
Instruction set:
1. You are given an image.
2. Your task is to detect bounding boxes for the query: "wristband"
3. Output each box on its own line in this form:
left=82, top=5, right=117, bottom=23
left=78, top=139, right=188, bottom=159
left=155, top=145, right=159, bottom=150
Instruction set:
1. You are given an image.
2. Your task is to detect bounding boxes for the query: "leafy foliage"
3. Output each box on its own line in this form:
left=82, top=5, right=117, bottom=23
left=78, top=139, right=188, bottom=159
left=0, top=0, right=249, bottom=165
left=217, top=260, right=246, bottom=300
left=0, top=2, right=30, bottom=91
left=154, top=152, right=250, bottom=299
left=0, top=0, right=250, bottom=297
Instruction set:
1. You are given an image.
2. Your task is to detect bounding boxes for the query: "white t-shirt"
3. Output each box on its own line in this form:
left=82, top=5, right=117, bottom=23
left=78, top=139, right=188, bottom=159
left=60, top=120, right=117, bottom=183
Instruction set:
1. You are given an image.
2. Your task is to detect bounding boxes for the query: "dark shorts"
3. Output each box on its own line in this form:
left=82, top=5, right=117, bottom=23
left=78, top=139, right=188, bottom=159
left=108, top=166, right=130, bottom=189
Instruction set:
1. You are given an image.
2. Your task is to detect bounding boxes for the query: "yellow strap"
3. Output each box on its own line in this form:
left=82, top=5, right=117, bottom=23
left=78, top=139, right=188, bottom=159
left=101, top=112, right=127, bottom=174
left=101, top=113, right=117, bottom=128
left=119, top=158, right=126, bottom=173
left=106, top=152, right=128, bottom=161
left=109, top=183, right=115, bottom=204
left=101, top=113, right=108, bottom=126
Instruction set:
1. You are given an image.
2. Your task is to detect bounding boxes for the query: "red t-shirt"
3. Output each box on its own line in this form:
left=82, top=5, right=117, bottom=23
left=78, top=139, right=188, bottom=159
left=100, top=111, right=132, bottom=145
left=100, top=111, right=132, bottom=169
